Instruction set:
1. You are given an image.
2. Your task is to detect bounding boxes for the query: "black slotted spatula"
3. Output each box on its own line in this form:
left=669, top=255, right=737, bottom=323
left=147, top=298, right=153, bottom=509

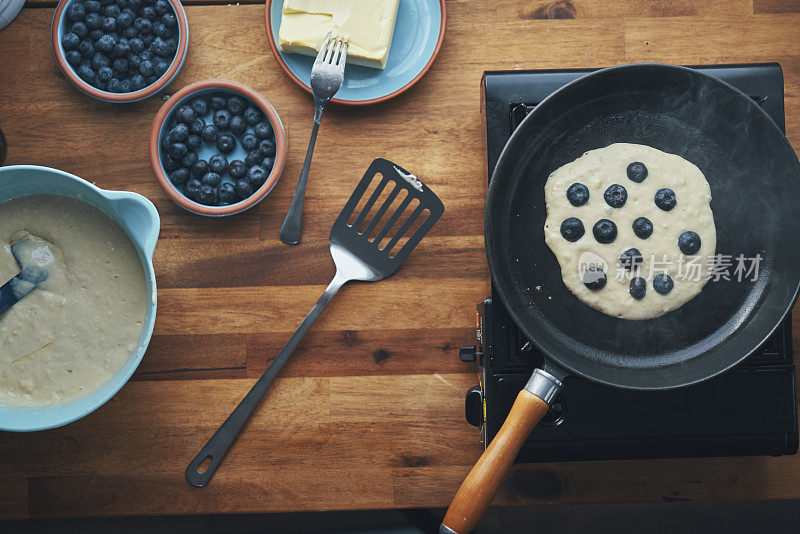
left=186, top=158, right=444, bottom=486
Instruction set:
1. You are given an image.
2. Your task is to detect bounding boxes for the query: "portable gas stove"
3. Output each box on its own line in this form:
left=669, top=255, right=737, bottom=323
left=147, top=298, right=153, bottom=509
left=461, top=63, right=798, bottom=462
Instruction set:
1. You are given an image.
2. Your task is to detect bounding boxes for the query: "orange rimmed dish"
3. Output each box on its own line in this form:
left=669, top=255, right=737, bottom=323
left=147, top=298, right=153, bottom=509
left=149, top=79, right=288, bottom=217
left=51, top=0, right=188, bottom=103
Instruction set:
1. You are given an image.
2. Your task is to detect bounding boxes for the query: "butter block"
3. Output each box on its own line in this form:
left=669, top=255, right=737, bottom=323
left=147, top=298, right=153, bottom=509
left=279, top=0, right=400, bottom=69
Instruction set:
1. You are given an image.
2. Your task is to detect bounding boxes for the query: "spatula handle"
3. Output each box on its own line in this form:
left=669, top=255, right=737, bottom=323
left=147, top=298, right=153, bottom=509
left=186, top=272, right=348, bottom=487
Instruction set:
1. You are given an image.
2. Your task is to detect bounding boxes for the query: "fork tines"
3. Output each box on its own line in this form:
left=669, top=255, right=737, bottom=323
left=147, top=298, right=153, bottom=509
left=317, top=31, right=348, bottom=67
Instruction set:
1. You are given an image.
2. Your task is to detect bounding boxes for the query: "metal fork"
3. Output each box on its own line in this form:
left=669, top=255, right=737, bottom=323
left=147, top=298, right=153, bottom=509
left=187, top=158, right=445, bottom=487
left=280, top=32, right=348, bottom=245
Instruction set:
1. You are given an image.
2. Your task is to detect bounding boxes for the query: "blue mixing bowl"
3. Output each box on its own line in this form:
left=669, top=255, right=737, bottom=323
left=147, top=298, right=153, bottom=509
left=0, top=165, right=159, bottom=431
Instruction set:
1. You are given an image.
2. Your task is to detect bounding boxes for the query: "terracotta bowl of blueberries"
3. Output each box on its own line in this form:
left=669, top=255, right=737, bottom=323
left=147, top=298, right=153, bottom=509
left=52, top=0, right=188, bottom=102
left=149, top=79, right=287, bottom=216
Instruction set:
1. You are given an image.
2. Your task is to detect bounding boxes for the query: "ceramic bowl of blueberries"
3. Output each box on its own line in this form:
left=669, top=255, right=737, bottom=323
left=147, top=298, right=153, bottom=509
left=149, top=79, right=287, bottom=216
left=51, top=0, right=188, bottom=102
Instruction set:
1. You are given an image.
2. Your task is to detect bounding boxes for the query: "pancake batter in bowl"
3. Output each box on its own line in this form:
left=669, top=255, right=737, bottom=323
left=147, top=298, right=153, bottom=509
left=0, top=195, right=146, bottom=407
left=544, top=143, right=716, bottom=320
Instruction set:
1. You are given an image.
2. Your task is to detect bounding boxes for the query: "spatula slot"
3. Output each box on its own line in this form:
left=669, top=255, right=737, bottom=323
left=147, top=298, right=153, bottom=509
left=376, top=196, right=421, bottom=251
left=367, top=186, right=409, bottom=241
left=347, top=172, right=385, bottom=228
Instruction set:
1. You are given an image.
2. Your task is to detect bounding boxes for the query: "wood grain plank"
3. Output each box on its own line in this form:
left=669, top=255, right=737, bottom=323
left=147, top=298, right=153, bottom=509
left=753, top=0, right=800, bottom=13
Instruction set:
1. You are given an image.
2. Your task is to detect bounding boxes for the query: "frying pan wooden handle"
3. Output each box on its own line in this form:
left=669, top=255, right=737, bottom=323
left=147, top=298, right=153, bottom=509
left=441, top=369, right=562, bottom=534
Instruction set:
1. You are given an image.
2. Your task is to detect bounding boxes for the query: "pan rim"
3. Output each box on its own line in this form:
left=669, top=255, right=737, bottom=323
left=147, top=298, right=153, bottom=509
left=484, top=62, right=800, bottom=390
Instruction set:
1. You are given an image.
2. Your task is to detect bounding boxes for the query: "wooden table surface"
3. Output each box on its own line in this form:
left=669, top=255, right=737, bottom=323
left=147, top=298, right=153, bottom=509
left=2, top=0, right=800, bottom=521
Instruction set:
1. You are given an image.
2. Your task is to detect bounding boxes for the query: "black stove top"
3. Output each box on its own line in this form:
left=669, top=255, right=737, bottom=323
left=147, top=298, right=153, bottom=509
left=462, top=63, right=798, bottom=462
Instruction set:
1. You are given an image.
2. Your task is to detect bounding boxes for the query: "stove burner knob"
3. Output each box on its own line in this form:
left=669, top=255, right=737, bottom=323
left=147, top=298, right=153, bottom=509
left=465, top=386, right=483, bottom=427
left=459, top=345, right=479, bottom=362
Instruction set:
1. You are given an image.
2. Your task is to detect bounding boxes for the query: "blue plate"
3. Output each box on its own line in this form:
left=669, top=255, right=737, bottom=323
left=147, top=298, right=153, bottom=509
left=266, top=0, right=446, bottom=105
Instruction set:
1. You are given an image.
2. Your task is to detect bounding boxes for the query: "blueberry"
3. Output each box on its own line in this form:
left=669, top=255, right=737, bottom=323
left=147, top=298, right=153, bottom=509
left=604, top=184, right=627, bottom=208
left=170, top=167, right=189, bottom=185
left=566, top=183, right=589, bottom=207
left=254, top=121, right=272, bottom=139
left=654, top=188, right=676, bottom=211
left=77, top=64, right=95, bottom=83
left=678, top=231, right=701, bottom=255
left=235, top=179, right=253, bottom=199
left=112, top=57, right=128, bottom=74
left=197, top=184, right=216, bottom=205
left=154, top=0, right=169, bottom=13
left=142, top=6, right=156, bottom=20
left=184, top=179, right=202, bottom=200
left=208, top=153, right=228, bottom=174
left=244, top=149, right=262, bottom=167
left=131, top=73, right=146, bottom=90
left=181, top=152, right=198, bottom=169
left=217, top=182, right=238, bottom=204
left=96, top=34, right=116, bottom=53
left=189, top=99, right=207, bottom=117
left=258, top=138, right=275, bottom=157
left=71, top=21, right=88, bottom=38
left=629, top=277, right=646, bottom=300
left=129, top=37, right=144, bottom=53
left=626, top=161, right=648, bottom=183
left=161, top=153, right=180, bottom=172
left=97, top=66, right=113, bottom=82
left=67, top=2, right=87, bottom=21
left=237, top=107, right=260, bottom=127
left=167, top=142, right=187, bottom=158
left=91, top=51, right=110, bottom=69
left=107, top=78, right=123, bottom=92
left=134, top=17, right=151, bottom=33
left=102, top=16, right=117, bottom=32
left=61, top=33, right=81, bottom=51
left=175, top=105, right=196, bottom=125
left=94, top=79, right=108, bottom=91
left=128, top=52, right=142, bottom=70
left=632, top=217, right=653, bottom=239
left=217, top=134, right=236, bottom=154
left=228, top=160, right=247, bottom=180
left=66, top=50, right=83, bottom=66
left=190, top=159, right=209, bottom=179
left=653, top=273, right=674, bottom=295
left=261, top=155, right=274, bottom=170
left=582, top=267, right=607, bottom=291
left=139, top=49, right=153, bottom=62
left=186, top=134, right=201, bottom=152
left=154, top=22, right=171, bottom=39
left=619, top=248, right=643, bottom=270
left=139, top=59, right=154, bottom=76
left=201, top=172, right=221, bottom=188
left=113, top=41, right=130, bottom=57
left=162, top=12, right=176, bottom=26
left=230, top=115, right=246, bottom=136
left=210, top=95, right=226, bottom=110
left=247, top=165, right=268, bottom=188
left=212, top=109, right=231, bottom=129
left=103, top=4, right=120, bottom=17
left=123, top=25, right=138, bottom=38
left=141, top=35, right=155, bottom=49
left=189, top=118, right=205, bottom=135
left=78, top=40, right=94, bottom=58
left=201, top=124, right=218, bottom=143
left=85, top=0, right=101, bottom=12
left=226, top=96, right=246, bottom=115
left=240, top=133, right=258, bottom=151
left=559, top=217, right=584, bottom=242
left=85, top=12, right=102, bottom=29
left=120, top=78, right=132, bottom=92
left=151, top=37, right=170, bottom=57
left=592, top=219, right=617, bottom=243
left=129, top=0, right=143, bottom=10
left=153, top=60, right=168, bottom=77
left=117, top=11, right=133, bottom=28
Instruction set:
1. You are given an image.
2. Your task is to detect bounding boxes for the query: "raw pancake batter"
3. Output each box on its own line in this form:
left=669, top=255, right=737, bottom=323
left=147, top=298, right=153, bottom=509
left=544, top=143, right=716, bottom=320
left=0, top=195, right=146, bottom=407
